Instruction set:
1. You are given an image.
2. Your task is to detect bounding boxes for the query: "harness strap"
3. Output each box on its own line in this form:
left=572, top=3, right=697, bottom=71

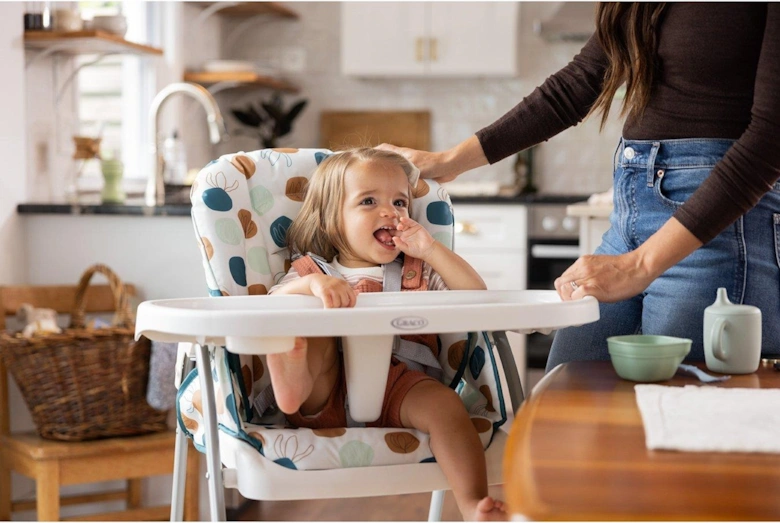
left=401, top=255, right=426, bottom=291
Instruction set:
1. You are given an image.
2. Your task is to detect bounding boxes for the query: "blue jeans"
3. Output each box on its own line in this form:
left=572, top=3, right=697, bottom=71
left=547, top=138, right=780, bottom=371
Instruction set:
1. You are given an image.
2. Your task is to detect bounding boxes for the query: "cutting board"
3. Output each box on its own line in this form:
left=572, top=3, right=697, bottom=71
left=320, top=110, right=430, bottom=151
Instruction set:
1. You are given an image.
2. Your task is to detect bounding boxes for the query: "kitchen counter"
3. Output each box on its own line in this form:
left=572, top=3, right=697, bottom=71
left=17, top=202, right=192, bottom=217
left=566, top=202, right=613, bottom=255
left=17, top=193, right=589, bottom=216
left=565, top=201, right=613, bottom=218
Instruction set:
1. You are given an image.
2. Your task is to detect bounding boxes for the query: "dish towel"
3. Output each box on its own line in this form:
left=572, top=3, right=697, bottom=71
left=146, top=341, right=178, bottom=411
left=634, top=384, right=780, bottom=454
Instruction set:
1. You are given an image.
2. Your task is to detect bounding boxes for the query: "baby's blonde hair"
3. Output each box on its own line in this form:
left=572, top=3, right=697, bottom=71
left=286, top=147, right=418, bottom=262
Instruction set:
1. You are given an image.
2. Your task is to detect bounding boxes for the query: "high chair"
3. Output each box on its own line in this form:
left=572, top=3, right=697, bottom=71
left=134, top=148, right=599, bottom=521
left=0, top=283, right=200, bottom=521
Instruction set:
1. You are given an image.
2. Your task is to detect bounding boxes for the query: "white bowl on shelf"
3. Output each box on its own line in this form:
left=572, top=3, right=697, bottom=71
left=92, top=15, right=128, bottom=37
left=203, top=60, right=257, bottom=73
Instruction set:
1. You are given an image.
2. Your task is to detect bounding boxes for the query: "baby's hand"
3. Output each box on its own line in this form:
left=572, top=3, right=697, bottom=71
left=393, top=217, right=436, bottom=261
left=309, top=274, right=356, bottom=308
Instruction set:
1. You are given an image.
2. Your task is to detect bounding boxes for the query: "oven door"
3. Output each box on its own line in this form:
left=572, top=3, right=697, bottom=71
left=527, top=238, right=580, bottom=368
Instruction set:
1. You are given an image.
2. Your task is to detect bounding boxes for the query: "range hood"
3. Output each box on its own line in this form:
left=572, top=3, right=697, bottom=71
left=534, top=2, right=597, bottom=43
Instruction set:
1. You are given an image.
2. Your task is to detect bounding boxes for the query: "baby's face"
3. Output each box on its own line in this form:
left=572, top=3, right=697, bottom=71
left=338, top=160, right=411, bottom=268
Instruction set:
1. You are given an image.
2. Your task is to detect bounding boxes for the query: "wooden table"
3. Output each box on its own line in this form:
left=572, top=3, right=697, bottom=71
left=503, top=361, right=780, bottom=520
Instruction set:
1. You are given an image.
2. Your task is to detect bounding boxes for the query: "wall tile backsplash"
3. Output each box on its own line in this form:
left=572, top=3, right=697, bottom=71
left=212, top=1, right=624, bottom=197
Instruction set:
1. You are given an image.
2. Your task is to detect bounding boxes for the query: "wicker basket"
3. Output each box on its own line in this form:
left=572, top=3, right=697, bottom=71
left=0, top=264, right=168, bottom=441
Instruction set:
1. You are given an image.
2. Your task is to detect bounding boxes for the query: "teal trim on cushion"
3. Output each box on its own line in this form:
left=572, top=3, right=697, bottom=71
left=177, top=352, right=267, bottom=457
left=191, top=217, right=221, bottom=297
left=226, top=351, right=253, bottom=422
left=482, top=331, right=508, bottom=440
left=448, top=332, right=476, bottom=389
left=176, top=367, right=200, bottom=442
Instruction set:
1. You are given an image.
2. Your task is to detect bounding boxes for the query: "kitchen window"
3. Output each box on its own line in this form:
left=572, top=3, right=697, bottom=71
left=76, top=2, right=159, bottom=181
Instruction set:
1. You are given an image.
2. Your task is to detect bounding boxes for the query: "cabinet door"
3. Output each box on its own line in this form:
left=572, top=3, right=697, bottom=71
left=341, top=3, right=427, bottom=76
left=428, top=2, right=519, bottom=77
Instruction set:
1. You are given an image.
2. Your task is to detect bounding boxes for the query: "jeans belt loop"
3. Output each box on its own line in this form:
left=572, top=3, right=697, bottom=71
left=646, top=142, right=661, bottom=187
left=613, top=138, right=624, bottom=173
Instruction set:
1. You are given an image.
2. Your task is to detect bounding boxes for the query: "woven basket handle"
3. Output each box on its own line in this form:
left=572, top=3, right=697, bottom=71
left=71, top=264, right=134, bottom=329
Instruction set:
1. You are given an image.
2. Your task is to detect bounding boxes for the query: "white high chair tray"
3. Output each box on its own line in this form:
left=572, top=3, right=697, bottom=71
left=136, top=290, right=598, bottom=421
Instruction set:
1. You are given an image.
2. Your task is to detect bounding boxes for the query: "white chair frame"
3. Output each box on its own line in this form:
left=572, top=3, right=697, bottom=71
left=169, top=330, right=525, bottom=522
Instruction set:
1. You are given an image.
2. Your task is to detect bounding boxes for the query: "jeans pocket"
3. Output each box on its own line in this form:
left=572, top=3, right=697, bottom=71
left=654, top=166, right=715, bottom=209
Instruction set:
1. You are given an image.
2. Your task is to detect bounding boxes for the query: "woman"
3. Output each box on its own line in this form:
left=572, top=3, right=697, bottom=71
left=379, top=3, right=780, bottom=369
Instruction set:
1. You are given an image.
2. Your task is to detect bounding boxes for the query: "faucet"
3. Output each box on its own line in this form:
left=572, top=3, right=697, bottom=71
left=145, top=82, right=229, bottom=207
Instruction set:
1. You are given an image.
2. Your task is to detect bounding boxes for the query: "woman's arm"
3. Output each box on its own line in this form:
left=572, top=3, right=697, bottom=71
left=670, top=5, right=780, bottom=244
left=378, top=34, right=609, bottom=181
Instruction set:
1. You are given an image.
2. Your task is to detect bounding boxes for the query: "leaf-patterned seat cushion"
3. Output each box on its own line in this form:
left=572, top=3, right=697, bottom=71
left=178, top=148, right=507, bottom=470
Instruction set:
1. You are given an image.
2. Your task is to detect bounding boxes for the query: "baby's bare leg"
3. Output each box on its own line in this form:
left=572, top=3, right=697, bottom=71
left=266, top=336, right=339, bottom=415
left=399, top=381, right=507, bottom=522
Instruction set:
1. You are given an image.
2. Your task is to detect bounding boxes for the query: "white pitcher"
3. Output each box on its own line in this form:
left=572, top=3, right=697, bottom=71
left=703, top=288, right=762, bottom=374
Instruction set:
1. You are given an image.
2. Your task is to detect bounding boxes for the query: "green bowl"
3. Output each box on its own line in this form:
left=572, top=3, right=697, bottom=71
left=607, top=335, right=692, bottom=382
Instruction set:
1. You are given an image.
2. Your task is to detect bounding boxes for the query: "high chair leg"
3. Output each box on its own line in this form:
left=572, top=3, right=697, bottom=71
left=195, top=343, right=226, bottom=522
left=428, top=490, right=445, bottom=521
left=171, top=355, right=196, bottom=521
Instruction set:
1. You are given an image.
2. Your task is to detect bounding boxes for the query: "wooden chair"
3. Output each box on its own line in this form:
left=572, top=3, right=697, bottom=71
left=0, top=283, right=200, bottom=521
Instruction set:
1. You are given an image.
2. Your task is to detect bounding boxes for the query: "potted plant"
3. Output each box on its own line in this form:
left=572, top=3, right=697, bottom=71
left=231, top=92, right=308, bottom=149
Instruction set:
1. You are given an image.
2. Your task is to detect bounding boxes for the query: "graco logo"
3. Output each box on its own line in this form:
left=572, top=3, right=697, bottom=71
left=391, top=316, right=429, bottom=330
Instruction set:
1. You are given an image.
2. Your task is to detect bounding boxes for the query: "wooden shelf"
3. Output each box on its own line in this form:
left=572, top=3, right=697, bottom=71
left=24, top=30, right=163, bottom=56
left=195, top=2, right=299, bottom=19
left=184, top=71, right=299, bottom=93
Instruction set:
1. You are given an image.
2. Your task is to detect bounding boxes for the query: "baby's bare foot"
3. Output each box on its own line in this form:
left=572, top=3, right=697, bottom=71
left=473, top=496, right=508, bottom=522
left=266, top=337, right=312, bottom=414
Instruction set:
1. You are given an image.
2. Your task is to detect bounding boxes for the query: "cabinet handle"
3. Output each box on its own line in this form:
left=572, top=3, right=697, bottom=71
left=416, top=37, right=425, bottom=62
left=429, top=37, right=438, bottom=61
left=455, top=221, right=478, bottom=235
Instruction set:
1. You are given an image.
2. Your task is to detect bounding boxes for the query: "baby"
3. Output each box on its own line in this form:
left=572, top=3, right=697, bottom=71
left=267, top=147, right=507, bottom=521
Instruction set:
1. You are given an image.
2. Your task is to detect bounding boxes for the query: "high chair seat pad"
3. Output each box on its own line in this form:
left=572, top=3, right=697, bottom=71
left=177, top=330, right=504, bottom=470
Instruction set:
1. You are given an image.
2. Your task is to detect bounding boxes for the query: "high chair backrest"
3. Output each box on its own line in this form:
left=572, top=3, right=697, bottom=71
left=182, top=148, right=507, bottom=471
left=190, top=148, right=456, bottom=298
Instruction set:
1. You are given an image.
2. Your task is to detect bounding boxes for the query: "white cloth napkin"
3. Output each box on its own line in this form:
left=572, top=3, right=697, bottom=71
left=634, top=384, right=780, bottom=454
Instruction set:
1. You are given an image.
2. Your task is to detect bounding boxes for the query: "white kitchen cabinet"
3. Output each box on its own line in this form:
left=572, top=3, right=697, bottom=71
left=452, top=204, right=527, bottom=290
left=341, top=2, right=519, bottom=77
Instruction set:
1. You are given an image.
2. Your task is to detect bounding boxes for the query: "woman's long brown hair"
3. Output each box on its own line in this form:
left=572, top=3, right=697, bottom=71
left=589, top=2, right=668, bottom=129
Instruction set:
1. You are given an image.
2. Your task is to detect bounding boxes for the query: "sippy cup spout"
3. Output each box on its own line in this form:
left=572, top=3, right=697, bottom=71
left=714, top=287, right=732, bottom=306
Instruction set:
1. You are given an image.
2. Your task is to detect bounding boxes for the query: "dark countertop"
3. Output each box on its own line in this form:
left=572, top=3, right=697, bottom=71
left=450, top=194, right=589, bottom=205
left=17, top=193, right=590, bottom=217
left=17, top=202, right=192, bottom=217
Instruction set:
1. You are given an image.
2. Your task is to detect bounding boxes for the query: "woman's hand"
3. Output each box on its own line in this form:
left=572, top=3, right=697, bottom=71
left=554, top=251, right=657, bottom=303
left=555, top=218, right=703, bottom=303
left=375, top=144, right=458, bottom=182
left=308, top=274, right=356, bottom=308
left=376, top=135, right=489, bottom=183
left=392, top=217, right=436, bottom=260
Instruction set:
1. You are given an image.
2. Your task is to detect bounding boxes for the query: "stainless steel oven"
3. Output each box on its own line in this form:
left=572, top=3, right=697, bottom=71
left=526, top=203, right=581, bottom=369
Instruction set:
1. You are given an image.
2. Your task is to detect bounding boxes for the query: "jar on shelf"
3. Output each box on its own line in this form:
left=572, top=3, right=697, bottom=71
left=66, top=135, right=101, bottom=203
